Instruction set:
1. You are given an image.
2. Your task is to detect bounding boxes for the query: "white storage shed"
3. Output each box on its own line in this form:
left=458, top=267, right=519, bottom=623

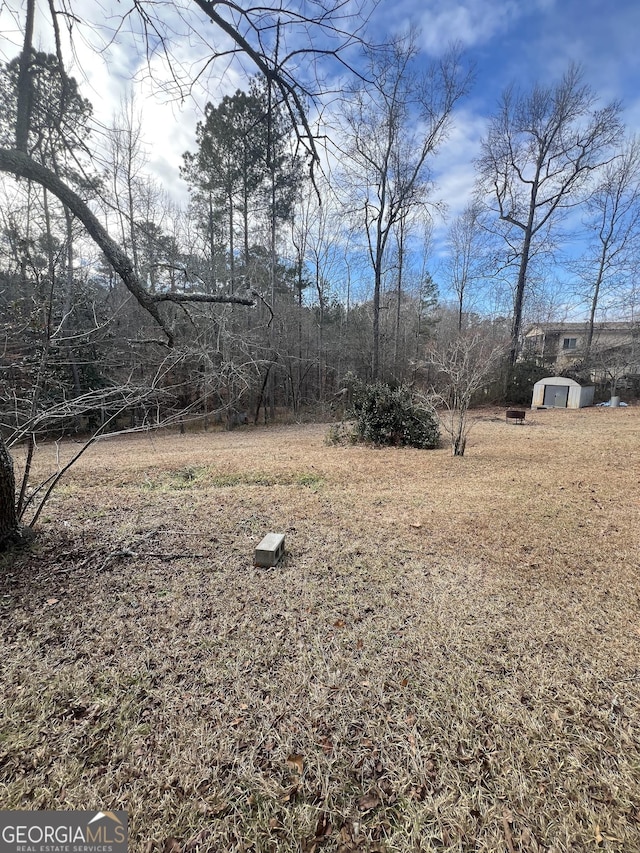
left=531, top=376, right=594, bottom=409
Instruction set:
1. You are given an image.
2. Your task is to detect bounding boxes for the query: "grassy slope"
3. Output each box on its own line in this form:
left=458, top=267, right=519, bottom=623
left=1, top=407, right=639, bottom=852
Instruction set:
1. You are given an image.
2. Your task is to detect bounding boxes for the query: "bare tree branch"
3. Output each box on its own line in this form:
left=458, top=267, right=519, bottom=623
left=477, top=64, right=623, bottom=366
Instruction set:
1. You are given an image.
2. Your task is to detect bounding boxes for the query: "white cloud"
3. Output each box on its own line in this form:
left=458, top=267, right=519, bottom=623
left=406, top=0, right=549, bottom=54
left=432, top=106, right=486, bottom=214
left=420, top=1, right=516, bottom=52
left=0, top=1, right=254, bottom=201
left=3, top=0, right=638, bottom=223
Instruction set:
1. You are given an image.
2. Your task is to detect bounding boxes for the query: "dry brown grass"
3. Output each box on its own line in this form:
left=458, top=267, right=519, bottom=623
left=1, top=406, right=640, bottom=852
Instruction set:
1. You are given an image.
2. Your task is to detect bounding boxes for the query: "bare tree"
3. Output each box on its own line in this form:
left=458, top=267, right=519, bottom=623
left=443, top=201, right=490, bottom=331
left=104, top=95, right=149, bottom=282
left=477, top=64, right=623, bottom=366
left=0, top=0, right=377, bottom=341
left=427, top=331, right=505, bottom=457
left=291, top=178, right=347, bottom=403
left=0, top=0, right=375, bottom=547
left=338, top=32, right=470, bottom=380
left=580, top=136, right=640, bottom=355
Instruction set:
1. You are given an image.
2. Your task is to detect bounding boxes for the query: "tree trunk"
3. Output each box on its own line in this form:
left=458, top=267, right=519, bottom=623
left=586, top=246, right=607, bottom=357
left=372, top=254, right=383, bottom=381
left=63, top=206, right=84, bottom=412
left=228, top=188, right=235, bottom=292
left=394, top=215, right=406, bottom=377
left=509, top=226, right=533, bottom=367
left=15, top=0, right=35, bottom=151
left=208, top=192, right=217, bottom=290
left=0, top=437, right=19, bottom=549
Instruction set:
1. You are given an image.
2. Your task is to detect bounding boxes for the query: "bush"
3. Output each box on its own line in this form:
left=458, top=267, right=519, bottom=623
left=347, top=380, right=440, bottom=449
left=325, top=422, right=358, bottom=446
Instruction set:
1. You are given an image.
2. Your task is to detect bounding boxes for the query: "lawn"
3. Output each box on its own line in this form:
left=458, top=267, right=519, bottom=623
left=1, top=406, right=639, bottom=852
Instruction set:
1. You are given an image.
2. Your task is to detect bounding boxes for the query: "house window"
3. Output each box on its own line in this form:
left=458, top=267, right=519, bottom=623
left=563, top=337, right=577, bottom=350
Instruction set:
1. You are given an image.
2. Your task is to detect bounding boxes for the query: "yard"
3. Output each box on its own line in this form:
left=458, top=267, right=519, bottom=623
left=1, top=407, right=639, bottom=852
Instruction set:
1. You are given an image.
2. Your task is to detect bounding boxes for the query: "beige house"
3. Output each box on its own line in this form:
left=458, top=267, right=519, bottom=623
left=522, top=322, right=639, bottom=389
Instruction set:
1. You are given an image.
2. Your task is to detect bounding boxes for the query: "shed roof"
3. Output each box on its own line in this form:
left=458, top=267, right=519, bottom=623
left=533, top=376, right=581, bottom=387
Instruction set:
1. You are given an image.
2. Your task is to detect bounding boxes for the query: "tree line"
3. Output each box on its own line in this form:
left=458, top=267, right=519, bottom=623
left=1, top=1, right=639, bottom=546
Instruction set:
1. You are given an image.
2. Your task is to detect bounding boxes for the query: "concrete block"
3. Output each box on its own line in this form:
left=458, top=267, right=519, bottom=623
left=255, top=533, right=285, bottom=567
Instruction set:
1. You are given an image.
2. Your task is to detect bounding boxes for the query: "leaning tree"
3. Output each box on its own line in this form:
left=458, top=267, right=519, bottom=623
left=0, top=0, right=374, bottom=548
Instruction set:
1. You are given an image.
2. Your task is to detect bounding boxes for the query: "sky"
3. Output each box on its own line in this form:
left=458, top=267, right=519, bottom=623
left=2, top=0, right=639, bottom=202
left=1, top=0, right=639, bottom=311
left=407, top=0, right=640, bottom=223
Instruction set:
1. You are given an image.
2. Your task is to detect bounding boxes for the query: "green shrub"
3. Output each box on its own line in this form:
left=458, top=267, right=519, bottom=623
left=505, top=360, right=549, bottom=404
left=347, top=380, right=440, bottom=449
left=325, top=422, right=358, bottom=446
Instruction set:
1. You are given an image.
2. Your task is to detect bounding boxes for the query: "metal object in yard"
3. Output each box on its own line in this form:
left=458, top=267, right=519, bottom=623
left=506, top=409, right=526, bottom=424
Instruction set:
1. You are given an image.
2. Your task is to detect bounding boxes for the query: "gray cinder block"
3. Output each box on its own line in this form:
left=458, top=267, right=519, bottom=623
left=255, top=533, right=285, bottom=567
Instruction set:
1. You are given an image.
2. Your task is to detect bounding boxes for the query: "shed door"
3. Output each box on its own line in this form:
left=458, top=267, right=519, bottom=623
left=543, top=384, right=569, bottom=407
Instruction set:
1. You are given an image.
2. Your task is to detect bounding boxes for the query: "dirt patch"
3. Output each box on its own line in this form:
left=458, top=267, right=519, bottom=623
left=2, top=407, right=640, bottom=851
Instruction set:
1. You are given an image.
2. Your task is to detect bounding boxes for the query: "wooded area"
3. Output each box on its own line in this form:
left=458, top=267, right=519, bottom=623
left=1, top=1, right=639, bottom=547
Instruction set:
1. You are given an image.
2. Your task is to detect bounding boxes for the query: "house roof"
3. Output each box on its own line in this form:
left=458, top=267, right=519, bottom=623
left=524, top=321, right=637, bottom=336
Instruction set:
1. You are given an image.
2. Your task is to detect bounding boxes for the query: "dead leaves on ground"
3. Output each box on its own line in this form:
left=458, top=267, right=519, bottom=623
left=5, top=416, right=640, bottom=853
left=301, top=812, right=332, bottom=852
left=280, top=752, right=305, bottom=803
left=302, top=815, right=387, bottom=853
left=286, top=752, right=304, bottom=775
left=154, top=831, right=213, bottom=853
left=356, top=792, right=380, bottom=812
left=155, top=807, right=388, bottom=853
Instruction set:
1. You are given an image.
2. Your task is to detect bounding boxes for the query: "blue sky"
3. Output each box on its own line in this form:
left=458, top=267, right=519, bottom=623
left=2, top=0, right=639, bottom=210
left=389, top=0, right=640, bottom=222
left=0, top=0, right=639, bottom=316
left=359, top=0, right=640, bottom=316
